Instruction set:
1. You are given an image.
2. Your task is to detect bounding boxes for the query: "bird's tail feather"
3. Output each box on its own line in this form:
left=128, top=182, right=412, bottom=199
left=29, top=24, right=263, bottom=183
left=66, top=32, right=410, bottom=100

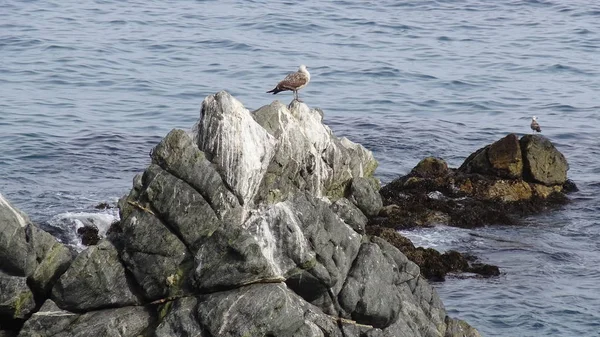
left=266, top=87, right=281, bottom=94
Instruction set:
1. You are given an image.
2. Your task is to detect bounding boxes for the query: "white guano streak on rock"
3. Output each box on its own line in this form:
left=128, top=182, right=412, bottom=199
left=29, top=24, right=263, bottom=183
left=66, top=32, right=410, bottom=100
left=289, top=103, right=334, bottom=197
left=198, top=92, right=275, bottom=207
left=33, top=311, right=77, bottom=317
left=216, top=292, right=247, bottom=336
left=0, top=193, right=28, bottom=227
left=278, top=201, right=308, bottom=260
left=255, top=212, right=282, bottom=276
left=243, top=202, right=311, bottom=278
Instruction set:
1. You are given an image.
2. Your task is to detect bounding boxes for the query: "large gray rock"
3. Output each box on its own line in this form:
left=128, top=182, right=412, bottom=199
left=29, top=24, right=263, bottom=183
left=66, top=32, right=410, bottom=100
left=118, top=204, right=190, bottom=301
left=520, top=135, right=569, bottom=185
left=193, top=192, right=361, bottom=297
left=330, top=197, right=368, bottom=234
left=51, top=240, right=140, bottom=311
left=151, top=128, right=240, bottom=218
left=338, top=237, right=449, bottom=337
left=0, top=273, right=35, bottom=319
left=339, top=243, right=403, bottom=327
left=460, top=134, right=523, bottom=179
left=1, top=194, right=74, bottom=298
left=9, top=91, right=479, bottom=337
left=444, top=317, right=482, bottom=337
left=18, top=300, right=153, bottom=337
left=143, top=163, right=223, bottom=252
left=195, top=91, right=276, bottom=206
left=349, top=177, right=383, bottom=217
left=252, top=100, right=378, bottom=203
left=196, top=283, right=341, bottom=337
left=26, top=225, right=74, bottom=297
left=0, top=194, right=35, bottom=276
left=18, top=300, right=79, bottom=337
left=155, top=297, right=208, bottom=337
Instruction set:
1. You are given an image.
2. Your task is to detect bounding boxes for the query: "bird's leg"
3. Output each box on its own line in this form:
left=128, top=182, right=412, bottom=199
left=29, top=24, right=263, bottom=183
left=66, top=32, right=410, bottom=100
left=295, top=91, right=303, bottom=102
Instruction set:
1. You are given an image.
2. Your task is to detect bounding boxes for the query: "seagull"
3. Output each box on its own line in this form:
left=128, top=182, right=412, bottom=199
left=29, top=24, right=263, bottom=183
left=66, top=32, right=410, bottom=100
left=267, top=65, right=310, bottom=102
left=530, top=116, right=541, bottom=133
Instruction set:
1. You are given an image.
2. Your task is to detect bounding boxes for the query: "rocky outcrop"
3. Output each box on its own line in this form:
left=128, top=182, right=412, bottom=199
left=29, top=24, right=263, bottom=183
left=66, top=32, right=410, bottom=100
left=520, top=135, right=569, bottom=185
left=2, top=91, right=479, bottom=336
left=0, top=273, right=35, bottom=320
left=251, top=100, right=378, bottom=203
left=51, top=240, right=141, bottom=311
left=0, top=194, right=75, bottom=333
left=377, top=133, right=575, bottom=230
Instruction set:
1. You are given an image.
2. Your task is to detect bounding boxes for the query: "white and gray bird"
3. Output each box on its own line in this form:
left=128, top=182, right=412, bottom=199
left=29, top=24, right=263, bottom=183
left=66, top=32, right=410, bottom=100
left=267, top=65, right=311, bottom=102
left=530, top=116, right=541, bottom=133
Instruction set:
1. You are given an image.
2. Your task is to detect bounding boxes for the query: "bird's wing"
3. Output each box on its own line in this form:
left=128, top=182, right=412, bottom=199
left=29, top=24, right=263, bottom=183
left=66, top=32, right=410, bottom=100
left=277, top=71, right=308, bottom=90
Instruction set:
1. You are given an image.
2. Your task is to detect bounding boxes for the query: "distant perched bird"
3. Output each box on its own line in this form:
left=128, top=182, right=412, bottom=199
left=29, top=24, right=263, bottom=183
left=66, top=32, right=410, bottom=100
left=267, top=65, right=310, bottom=102
left=530, top=116, right=541, bottom=133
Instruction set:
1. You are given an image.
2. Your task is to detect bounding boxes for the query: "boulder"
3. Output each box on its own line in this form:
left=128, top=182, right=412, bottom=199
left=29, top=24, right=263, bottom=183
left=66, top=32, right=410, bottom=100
left=118, top=205, right=190, bottom=301
left=444, top=316, right=482, bottom=337
left=194, top=192, right=362, bottom=298
left=487, top=133, right=523, bottom=179
left=412, top=157, right=449, bottom=178
left=51, top=240, right=140, bottom=311
left=349, top=177, right=383, bottom=217
left=339, top=242, right=405, bottom=327
left=196, top=283, right=341, bottom=337
left=0, top=273, right=35, bottom=320
left=18, top=300, right=153, bottom=337
left=195, top=91, right=276, bottom=206
left=26, top=224, right=74, bottom=297
left=330, top=198, right=368, bottom=234
left=155, top=297, right=208, bottom=337
left=252, top=100, right=378, bottom=203
left=0, top=194, right=35, bottom=276
left=142, top=163, right=223, bottom=252
left=76, top=224, right=100, bottom=246
left=17, top=300, right=79, bottom=337
left=520, top=135, right=568, bottom=185
left=151, top=128, right=240, bottom=218
left=459, top=134, right=523, bottom=179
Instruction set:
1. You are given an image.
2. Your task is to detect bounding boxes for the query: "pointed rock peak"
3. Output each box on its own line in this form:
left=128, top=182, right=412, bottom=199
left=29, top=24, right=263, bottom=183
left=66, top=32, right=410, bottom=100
left=195, top=91, right=276, bottom=207
left=0, top=192, right=30, bottom=228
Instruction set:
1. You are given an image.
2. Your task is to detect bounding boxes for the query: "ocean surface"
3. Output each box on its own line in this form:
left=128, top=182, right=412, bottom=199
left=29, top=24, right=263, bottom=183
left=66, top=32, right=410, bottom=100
left=1, top=0, right=599, bottom=335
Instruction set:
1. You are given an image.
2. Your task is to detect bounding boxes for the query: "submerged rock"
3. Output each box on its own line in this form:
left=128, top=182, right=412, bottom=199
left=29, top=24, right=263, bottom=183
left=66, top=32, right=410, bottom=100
left=3, top=92, right=479, bottom=336
left=76, top=224, right=100, bottom=246
left=366, top=226, right=499, bottom=281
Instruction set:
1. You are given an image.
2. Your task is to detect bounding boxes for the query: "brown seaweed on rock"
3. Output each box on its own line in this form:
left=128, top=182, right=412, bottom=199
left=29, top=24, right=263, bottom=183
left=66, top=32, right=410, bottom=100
left=366, top=226, right=499, bottom=281
left=375, top=134, right=575, bottom=230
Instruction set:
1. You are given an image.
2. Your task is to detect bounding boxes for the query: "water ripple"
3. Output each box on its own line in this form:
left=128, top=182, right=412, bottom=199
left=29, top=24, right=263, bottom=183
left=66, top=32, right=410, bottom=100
left=1, top=0, right=600, bottom=336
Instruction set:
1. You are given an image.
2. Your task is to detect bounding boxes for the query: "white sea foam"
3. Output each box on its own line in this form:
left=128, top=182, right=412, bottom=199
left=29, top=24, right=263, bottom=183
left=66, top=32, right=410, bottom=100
left=398, top=225, right=471, bottom=252
left=46, top=209, right=120, bottom=251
